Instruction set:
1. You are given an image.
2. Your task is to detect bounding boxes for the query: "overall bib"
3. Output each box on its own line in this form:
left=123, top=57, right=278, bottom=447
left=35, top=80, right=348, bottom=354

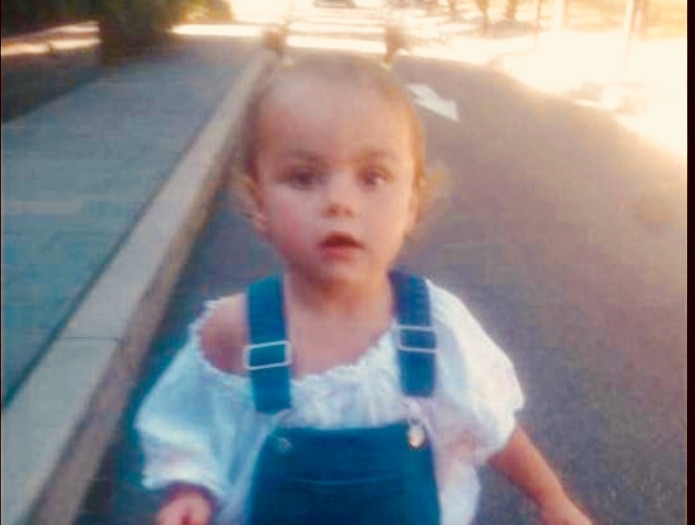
left=244, top=271, right=440, bottom=525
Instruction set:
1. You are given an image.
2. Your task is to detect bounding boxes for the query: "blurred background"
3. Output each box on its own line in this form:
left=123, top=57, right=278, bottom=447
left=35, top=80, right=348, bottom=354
left=1, top=0, right=688, bottom=151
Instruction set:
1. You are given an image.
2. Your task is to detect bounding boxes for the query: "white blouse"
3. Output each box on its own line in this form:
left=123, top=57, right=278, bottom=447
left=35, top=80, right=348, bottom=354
left=135, top=280, right=524, bottom=525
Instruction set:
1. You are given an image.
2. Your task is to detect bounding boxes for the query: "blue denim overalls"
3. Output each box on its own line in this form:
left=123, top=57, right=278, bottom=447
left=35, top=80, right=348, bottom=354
left=244, top=271, right=440, bottom=525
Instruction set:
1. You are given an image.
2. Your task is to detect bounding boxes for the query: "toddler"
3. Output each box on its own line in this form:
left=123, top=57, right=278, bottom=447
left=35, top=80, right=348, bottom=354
left=136, top=52, right=593, bottom=525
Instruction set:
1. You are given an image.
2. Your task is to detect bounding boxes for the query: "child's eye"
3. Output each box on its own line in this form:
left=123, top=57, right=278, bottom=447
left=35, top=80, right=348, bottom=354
left=361, top=167, right=391, bottom=188
left=285, top=169, right=320, bottom=189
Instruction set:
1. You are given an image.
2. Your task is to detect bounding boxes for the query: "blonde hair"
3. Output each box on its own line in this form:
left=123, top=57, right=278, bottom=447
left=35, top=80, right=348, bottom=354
left=230, top=53, right=444, bottom=223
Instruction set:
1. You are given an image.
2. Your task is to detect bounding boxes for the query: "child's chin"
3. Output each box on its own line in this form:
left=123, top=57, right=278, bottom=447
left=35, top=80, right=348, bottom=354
left=308, top=264, right=371, bottom=286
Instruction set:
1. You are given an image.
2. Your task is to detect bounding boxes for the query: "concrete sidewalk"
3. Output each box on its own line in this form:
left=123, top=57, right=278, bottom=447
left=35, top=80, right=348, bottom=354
left=2, top=34, right=275, bottom=525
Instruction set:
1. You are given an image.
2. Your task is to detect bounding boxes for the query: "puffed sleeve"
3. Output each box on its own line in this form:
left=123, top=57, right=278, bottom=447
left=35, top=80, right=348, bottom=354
left=427, top=282, right=525, bottom=465
left=134, top=301, right=259, bottom=506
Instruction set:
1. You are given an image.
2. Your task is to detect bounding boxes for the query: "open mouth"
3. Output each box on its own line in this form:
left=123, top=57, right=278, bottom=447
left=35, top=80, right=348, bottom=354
left=321, top=232, right=363, bottom=250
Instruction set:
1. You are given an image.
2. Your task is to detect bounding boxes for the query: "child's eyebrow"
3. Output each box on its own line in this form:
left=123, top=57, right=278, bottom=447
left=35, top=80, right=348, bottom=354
left=281, top=150, right=323, bottom=163
left=280, top=149, right=402, bottom=165
left=359, top=150, right=401, bottom=163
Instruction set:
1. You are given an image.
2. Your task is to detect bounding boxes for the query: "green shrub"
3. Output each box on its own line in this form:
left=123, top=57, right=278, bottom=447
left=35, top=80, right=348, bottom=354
left=95, top=0, right=234, bottom=63
left=1, top=0, right=93, bottom=35
left=95, top=0, right=190, bottom=63
left=179, top=0, right=234, bottom=22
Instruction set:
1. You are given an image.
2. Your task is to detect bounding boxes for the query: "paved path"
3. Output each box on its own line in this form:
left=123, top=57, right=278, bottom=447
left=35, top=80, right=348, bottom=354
left=2, top=29, right=275, bottom=525
left=2, top=35, right=259, bottom=403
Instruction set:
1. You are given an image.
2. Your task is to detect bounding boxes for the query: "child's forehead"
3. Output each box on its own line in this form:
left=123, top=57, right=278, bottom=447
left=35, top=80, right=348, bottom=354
left=267, top=69, right=385, bottom=103
left=261, top=74, right=410, bottom=131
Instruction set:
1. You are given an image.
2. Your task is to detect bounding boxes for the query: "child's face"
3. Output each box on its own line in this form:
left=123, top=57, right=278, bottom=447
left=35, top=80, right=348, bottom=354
left=249, top=74, right=419, bottom=287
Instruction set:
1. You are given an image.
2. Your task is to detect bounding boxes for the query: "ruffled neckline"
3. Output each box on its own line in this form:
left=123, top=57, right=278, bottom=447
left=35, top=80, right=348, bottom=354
left=191, top=298, right=397, bottom=390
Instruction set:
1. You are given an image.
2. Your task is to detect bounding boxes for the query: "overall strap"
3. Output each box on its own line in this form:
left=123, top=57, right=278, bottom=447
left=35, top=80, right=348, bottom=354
left=245, top=271, right=437, bottom=413
left=390, top=270, right=437, bottom=397
left=245, top=275, right=292, bottom=413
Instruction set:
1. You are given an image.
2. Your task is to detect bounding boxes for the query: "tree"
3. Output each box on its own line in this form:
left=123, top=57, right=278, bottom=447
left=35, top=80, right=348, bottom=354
left=94, top=0, right=187, bottom=64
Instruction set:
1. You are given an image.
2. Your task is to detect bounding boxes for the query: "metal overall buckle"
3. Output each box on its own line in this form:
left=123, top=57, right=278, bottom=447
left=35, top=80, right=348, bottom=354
left=404, top=399, right=428, bottom=450
left=393, top=323, right=437, bottom=354
left=243, top=340, right=292, bottom=371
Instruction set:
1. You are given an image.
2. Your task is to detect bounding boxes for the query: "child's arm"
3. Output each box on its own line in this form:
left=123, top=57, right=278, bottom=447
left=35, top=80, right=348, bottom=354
left=138, top=295, right=248, bottom=525
left=487, top=424, right=594, bottom=525
left=156, top=484, right=216, bottom=525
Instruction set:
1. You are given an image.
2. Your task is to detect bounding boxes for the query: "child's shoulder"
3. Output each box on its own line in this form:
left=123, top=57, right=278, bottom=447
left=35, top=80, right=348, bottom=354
left=424, top=278, right=468, bottom=318
left=424, top=279, right=490, bottom=338
left=199, top=292, right=249, bottom=374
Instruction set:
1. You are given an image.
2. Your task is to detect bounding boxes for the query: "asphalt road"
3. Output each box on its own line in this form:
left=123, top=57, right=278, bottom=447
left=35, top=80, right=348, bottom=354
left=75, top=49, right=687, bottom=525
left=393, top=56, right=686, bottom=524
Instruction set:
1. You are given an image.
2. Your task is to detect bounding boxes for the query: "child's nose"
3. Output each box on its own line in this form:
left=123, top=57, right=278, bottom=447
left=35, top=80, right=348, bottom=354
left=323, top=172, right=359, bottom=217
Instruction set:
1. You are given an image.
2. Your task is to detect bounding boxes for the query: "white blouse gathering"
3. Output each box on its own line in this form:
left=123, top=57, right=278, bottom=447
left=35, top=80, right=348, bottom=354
left=135, top=280, right=524, bottom=525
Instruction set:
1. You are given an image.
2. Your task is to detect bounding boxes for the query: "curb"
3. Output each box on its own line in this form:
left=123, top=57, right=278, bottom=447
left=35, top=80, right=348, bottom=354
left=1, top=48, right=277, bottom=525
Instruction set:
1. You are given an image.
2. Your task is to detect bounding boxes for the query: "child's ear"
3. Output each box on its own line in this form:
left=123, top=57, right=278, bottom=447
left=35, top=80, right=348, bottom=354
left=243, top=175, right=269, bottom=235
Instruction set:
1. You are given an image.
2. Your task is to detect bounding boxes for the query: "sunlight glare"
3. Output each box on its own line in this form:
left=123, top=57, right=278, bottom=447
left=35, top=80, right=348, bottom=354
left=287, top=34, right=385, bottom=54
left=1, top=37, right=99, bottom=57
left=1, top=21, right=99, bottom=58
left=172, top=24, right=264, bottom=38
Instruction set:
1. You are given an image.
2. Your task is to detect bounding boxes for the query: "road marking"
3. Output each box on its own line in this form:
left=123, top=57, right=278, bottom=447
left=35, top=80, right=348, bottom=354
left=405, top=83, right=459, bottom=122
